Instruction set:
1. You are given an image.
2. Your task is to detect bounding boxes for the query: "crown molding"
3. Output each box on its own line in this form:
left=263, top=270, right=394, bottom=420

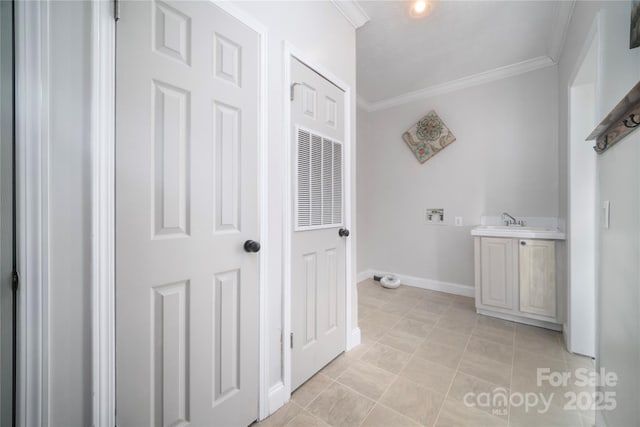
left=356, top=95, right=373, bottom=111
left=547, top=0, right=575, bottom=62
left=331, top=0, right=370, bottom=29
left=359, top=55, right=556, bottom=112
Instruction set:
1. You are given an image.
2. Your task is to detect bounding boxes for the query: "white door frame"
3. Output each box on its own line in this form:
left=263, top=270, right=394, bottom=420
left=17, top=0, right=271, bottom=424
left=564, top=11, right=600, bottom=359
left=282, top=41, right=359, bottom=401
left=15, top=1, right=50, bottom=425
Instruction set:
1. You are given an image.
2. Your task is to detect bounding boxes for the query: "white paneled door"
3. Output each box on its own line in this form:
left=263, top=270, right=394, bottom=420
left=291, top=58, right=347, bottom=390
left=116, top=2, right=261, bottom=426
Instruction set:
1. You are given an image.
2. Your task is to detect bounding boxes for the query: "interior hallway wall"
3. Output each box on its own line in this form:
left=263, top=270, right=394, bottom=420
left=357, top=66, right=559, bottom=290
left=233, top=1, right=357, bottom=401
left=34, top=0, right=355, bottom=423
left=558, top=1, right=640, bottom=425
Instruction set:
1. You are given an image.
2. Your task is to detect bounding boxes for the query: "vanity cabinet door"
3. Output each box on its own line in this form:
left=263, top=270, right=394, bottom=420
left=519, top=239, right=556, bottom=318
left=480, top=237, right=517, bottom=310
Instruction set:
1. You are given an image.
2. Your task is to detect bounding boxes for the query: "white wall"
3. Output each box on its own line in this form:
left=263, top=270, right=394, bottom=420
left=232, top=1, right=357, bottom=402
left=46, top=2, right=93, bottom=426
left=357, top=66, right=559, bottom=289
left=558, top=1, right=640, bottom=425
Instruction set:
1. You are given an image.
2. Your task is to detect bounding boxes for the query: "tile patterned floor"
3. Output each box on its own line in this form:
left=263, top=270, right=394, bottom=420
left=257, top=280, right=595, bottom=427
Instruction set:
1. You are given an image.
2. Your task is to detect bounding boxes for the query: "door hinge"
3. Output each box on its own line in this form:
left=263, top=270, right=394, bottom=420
left=290, top=332, right=293, bottom=349
left=290, top=82, right=302, bottom=102
left=11, top=271, right=19, bottom=292
left=114, top=0, right=120, bottom=21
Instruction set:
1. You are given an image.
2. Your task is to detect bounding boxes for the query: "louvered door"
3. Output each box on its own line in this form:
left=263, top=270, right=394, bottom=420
left=291, top=58, right=346, bottom=390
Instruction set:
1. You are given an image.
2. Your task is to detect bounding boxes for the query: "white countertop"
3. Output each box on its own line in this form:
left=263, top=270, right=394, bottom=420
left=471, top=225, right=566, bottom=240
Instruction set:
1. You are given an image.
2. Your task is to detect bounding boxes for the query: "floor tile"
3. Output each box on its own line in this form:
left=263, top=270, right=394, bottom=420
left=257, top=401, right=303, bottom=426
left=360, top=342, right=412, bottom=374
left=435, top=398, right=507, bottom=427
left=336, top=360, right=396, bottom=400
left=378, top=328, right=424, bottom=354
left=399, top=356, right=456, bottom=394
left=414, top=339, right=464, bottom=370
left=391, top=317, right=433, bottom=339
left=428, top=327, right=471, bottom=350
left=321, top=354, right=355, bottom=379
left=447, top=372, right=509, bottom=419
left=472, top=323, right=515, bottom=347
left=458, top=351, right=512, bottom=388
left=405, top=307, right=442, bottom=324
left=379, top=377, right=445, bottom=426
left=292, top=373, right=333, bottom=408
left=465, top=336, right=514, bottom=365
left=307, top=382, right=375, bottom=427
left=360, top=404, right=421, bottom=427
left=286, top=410, right=331, bottom=427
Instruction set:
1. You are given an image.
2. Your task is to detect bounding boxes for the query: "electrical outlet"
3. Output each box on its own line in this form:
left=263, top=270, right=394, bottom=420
left=425, top=208, right=444, bottom=224
left=454, top=216, right=463, bottom=226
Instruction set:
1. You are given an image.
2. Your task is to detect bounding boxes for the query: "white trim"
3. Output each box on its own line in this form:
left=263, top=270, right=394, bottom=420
left=330, top=0, right=370, bottom=29
left=359, top=56, right=555, bottom=112
left=476, top=309, right=562, bottom=331
left=267, top=382, right=286, bottom=415
left=547, top=0, right=575, bottom=62
left=282, top=41, right=357, bottom=402
left=15, top=0, right=50, bottom=425
left=565, top=12, right=600, bottom=360
left=90, top=0, right=115, bottom=426
left=356, top=269, right=474, bottom=298
left=356, top=270, right=370, bottom=283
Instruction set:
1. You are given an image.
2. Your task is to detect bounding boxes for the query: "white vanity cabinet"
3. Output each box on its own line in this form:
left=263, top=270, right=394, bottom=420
left=474, top=236, right=560, bottom=329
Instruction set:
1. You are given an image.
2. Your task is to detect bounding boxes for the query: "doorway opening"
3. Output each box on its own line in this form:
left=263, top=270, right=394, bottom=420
left=567, top=30, right=598, bottom=357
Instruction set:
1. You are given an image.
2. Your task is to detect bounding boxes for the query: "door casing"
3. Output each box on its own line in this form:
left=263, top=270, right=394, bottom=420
left=282, top=41, right=359, bottom=403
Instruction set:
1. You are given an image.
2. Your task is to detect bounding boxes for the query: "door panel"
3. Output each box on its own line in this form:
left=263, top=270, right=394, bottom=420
left=116, top=2, right=261, bottom=425
left=480, top=237, right=516, bottom=310
left=291, top=58, right=346, bottom=390
left=519, top=239, right=556, bottom=318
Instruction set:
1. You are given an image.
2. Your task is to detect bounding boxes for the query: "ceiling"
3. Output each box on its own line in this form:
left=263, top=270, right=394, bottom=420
left=356, top=1, right=572, bottom=106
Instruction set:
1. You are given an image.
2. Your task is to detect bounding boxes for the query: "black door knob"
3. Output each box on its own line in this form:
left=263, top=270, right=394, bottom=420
left=338, top=228, right=350, bottom=237
left=244, top=240, right=261, bottom=253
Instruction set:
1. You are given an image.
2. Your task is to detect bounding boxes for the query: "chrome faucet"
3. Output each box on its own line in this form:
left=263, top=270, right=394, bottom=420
left=502, top=212, right=526, bottom=227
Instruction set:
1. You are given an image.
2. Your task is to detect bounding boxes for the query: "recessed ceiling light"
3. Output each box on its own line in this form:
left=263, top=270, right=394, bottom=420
left=410, top=0, right=432, bottom=17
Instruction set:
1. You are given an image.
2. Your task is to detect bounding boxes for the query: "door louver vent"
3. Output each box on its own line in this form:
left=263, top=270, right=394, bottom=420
left=296, top=127, right=343, bottom=230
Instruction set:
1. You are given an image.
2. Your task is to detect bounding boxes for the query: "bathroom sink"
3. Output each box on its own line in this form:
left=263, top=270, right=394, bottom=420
left=471, top=225, right=565, bottom=240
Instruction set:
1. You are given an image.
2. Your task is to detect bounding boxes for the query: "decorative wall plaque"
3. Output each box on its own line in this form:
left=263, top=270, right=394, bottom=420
left=402, top=111, right=456, bottom=163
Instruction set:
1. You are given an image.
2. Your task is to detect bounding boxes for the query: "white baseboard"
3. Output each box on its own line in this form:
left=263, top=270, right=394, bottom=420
left=476, top=309, right=562, bottom=331
left=357, top=269, right=474, bottom=298
left=356, top=270, right=371, bottom=283
left=267, top=381, right=287, bottom=417
left=347, top=327, right=361, bottom=351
